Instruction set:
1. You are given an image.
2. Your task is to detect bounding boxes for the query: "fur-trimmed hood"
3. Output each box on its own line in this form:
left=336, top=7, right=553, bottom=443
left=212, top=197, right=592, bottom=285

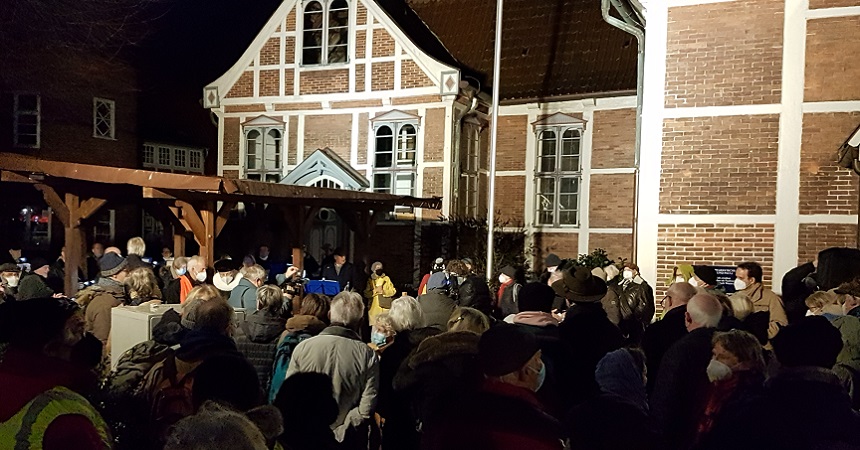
left=408, top=331, right=481, bottom=369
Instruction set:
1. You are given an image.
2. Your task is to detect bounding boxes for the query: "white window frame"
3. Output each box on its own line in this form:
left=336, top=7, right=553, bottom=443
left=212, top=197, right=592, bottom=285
left=300, top=0, right=350, bottom=66
left=460, top=122, right=482, bottom=218
left=13, top=93, right=40, bottom=148
left=244, top=126, right=285, bottom=183
left=372, top=120, right=419, bottom=202
left=308, top=175, right=344, bottom=189
left=143, top=142, right=205, bottom=174
left=534, top=125, right=583, bottom=227
left=93, top=97, right=116, bottom=140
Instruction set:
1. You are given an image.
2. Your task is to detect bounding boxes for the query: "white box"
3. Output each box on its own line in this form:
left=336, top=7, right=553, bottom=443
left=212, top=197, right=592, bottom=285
left=110, top=304, right=246, bottom=369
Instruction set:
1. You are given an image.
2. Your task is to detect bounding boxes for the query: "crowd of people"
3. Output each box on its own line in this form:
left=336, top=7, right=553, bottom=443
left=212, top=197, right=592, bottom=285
left=3, top=239, right=860, bottom=450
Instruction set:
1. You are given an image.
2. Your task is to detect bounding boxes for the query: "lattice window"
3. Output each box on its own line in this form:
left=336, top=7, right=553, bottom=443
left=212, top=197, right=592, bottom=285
left=93, top=98, right=115, bottom=139
left=302, top=0, right=349, bottom=65
left=13, top=94, right=40, bottom=148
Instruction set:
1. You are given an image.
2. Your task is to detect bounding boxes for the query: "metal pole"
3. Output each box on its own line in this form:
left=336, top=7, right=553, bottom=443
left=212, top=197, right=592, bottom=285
left=486, top=0, right=504, bottom=282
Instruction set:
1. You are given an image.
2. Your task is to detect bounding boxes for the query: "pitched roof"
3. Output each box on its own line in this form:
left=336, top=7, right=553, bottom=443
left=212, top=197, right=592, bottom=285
left=378, top=0, right=638, bottom=102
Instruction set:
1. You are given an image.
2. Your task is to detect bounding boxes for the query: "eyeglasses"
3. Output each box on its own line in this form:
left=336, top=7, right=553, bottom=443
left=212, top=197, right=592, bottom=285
left=661, top=294, right=671, bottom=306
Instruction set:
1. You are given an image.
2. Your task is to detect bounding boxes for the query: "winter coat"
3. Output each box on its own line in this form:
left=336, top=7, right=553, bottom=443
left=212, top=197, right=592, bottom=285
left=650, top=326, right=716, bottom=450
left=321, top=262, right=358, bottom=291
left=421, top=379, right=565, bottom=450
left=459, top=276, right=493, bottom=316
left=612, top=277, right=655, bottom=345
left=694, top=370, right=764, bottom=446
left=418, top=290, right=457, bottom=331
left=393, top=331, right=483, bottom=427
left=228, top=277, right=258, bottom=310
left=736, top=282, right=787, bottom=339
left=286, top=325, right=379, bottom=442
left=781, top=261, right=816, bottom=323
left=641, top=305, right=688, bottom=393
left=513, top=312, right=566, bottom=417
left=600, top=289, right=622, bottom=327
left=498, top=281, right=522, bottom=317
left=558, top=302, right=624, bottom=405
left=83, top=278, right=128, bottom=348
left=364, top=273, right=396, bottom=327
left=700, top=367, right=860, bottom=450
left=235, top=309, right=287, bottom=392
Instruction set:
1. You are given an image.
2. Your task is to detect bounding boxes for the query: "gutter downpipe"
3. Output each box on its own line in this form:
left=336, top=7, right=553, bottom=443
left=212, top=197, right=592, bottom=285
left=486, top=0, right=504, bottom=282
left=602, top=0, right=645, bottom=262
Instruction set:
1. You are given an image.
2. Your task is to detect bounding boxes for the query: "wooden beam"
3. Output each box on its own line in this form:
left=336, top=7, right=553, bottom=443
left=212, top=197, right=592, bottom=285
left=215, top=202, right=235, bottom=237
left=63, top=193, right=81, bottom=296
left=174, top=233, right=186, bottom=258
left=199, top=201, right=216, bottom=265
left=77, top=197, right=107, bottom=223
left=34, top=184, right=69, bottom=227
left=176, top=201, right=206, bottom=248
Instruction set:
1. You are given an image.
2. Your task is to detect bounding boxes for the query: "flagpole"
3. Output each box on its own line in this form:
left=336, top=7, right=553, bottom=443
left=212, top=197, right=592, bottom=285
left=485, top=0, right=504, bottom=282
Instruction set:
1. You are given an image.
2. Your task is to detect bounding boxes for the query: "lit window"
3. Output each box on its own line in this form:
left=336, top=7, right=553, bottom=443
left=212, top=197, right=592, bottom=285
left=143, top=142, right=205, bottom=174
left=373, top=120, right=419, bottom=209
left=93, top=98, right=115, bottom=139
left=460, top=122, right=482, bottom=218
left=13, top=94, right=40, bottom=148
left=535, top=127, right=581, bottom=226
left=302, top=0, right=349, bottom=65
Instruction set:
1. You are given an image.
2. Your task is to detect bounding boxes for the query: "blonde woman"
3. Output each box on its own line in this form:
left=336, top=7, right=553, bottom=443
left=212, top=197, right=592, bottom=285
left=125, top=266, right=163, bottom=306
left=364, top=261, right=396, bottom=326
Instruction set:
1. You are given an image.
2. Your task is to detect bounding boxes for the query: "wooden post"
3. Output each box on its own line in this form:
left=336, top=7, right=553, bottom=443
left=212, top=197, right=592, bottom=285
left=64, top=193, right=82, bottom=297
left=200, top=201, right=216, bottom=266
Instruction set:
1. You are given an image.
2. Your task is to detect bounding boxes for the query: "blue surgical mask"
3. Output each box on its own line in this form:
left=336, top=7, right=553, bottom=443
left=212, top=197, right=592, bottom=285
left=177, top=267, right=187, bottom=276
left=371, top=331, right=387, bottom=347
left=532, top=362, right=546, bottom=392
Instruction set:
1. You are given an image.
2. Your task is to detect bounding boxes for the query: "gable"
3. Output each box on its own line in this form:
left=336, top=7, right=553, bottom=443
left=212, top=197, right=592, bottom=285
left=207, top=0, right=458, bottom=104
left=282, top=147, right=370, bottom=189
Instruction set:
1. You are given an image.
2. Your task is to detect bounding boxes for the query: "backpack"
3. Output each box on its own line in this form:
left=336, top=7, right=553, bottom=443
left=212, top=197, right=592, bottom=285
left=268, top=332, right=314, bottom=403
left=148, top=351, right=198, bottom=442
left=108, top=340, right=172, bottom=397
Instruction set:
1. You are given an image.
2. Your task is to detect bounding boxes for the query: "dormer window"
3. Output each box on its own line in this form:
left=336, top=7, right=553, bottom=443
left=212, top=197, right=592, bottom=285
left=243, top=115, right=285, bottom=183
left=532, top=113, right=587, bottom=227
left=303, top=0, right=349, bottom=65
left=371, top=110, right=420, bottom=208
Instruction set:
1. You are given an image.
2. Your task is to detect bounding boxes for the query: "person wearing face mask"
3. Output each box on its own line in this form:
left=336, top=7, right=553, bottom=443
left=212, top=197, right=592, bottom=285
left=539, top=253, right=563, bottom=285
left=835, top=278, right=860, bottom=318
left=695, top=330, right=765, bottom=447
left=667, top=264, right=695, bottom=286
left=453, top=259, right=494, bottom=318
left=497, top=265, right=523, bottom=318
left=732, top=261, right=787, bottom=340
left=567, top=348, right=659, bottom=450
left=642, top=281, right=698, bottom=393
left=213, top=258, right=243, bottom=297
left=422, top=324, right=564, bottom=450
left=164, top=255, right=208, bottom=304
left=611, top=263, right=655, bottom=346
left=229, top=264, right=266, bottom=311
left=0, top=297, right=113, bottom=450
left=83, top=252, right=131, bottom=355
left=0, top=263, right=22, bottom=302
left=364, top=261, right=396, bottom=327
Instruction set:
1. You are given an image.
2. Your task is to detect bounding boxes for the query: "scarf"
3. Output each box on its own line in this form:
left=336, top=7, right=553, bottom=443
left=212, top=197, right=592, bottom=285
left=180, top=274, right=194, bottom=303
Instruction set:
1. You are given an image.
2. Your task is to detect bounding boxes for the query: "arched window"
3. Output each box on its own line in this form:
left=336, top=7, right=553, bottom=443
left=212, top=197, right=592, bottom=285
left=397, top=124, right=417, bottom=166
left=245, top=127, right=283, bottom=182
left=534, top=125, right=583, bottom=226
left=246, top=129, right=261, bottom=170
left=374, top=125, right=393, bottom=168
left=371, top=117, right=420, bottom=206
left=303, top=0, right=349, bottom=65
left=266, top=129, right=282, bottom=170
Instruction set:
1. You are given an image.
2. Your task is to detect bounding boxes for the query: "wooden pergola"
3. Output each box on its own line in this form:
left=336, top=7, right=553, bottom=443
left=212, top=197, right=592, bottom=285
left=0, top=153, right=441, bottom=295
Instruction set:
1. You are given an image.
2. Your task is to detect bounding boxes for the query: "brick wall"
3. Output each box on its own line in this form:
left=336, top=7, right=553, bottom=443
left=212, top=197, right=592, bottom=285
left=657, top=224, right=775, bottom=293
left=299, top=70, right=349, bottom=95
left=372, top=29, right=396, bottom=57
left=224, top=105, right=266, bottom=113
left=355, top=224, right=415, bottom=290
left=589, top=173, right=635, bottom=228
left=798, top=224, right=857, bottom=264
left=260, top=37, right=280, bottom=66
left=356, top=31, right=366, bottom=58
left=806, top=17, right=860, bottom=102
left=494, top=176, right=526, bottom=224
left=660, top=115, right=780, bottom=214
left=800, top=112, right=860, bottom=214
left=401, top=60, right=434, bottom=89
left=534, top=232, right=579, bottom=266
left=287, top=117, right=298, bottom=165
left=497, top=115, right=528, bottom=170
left=223, top=118, right=241, bottom=165
left=285, top=38, right=295, bottom=64
left=259, top=70, right=279, bottom=97
left=423, top=167, right=444, bottom=220
left=227, top=71, right=253, bottom=98
left=589, top=233, right=634, bottom=263
left=223, top=170, right=240, bottom=179
left=357, top=113, right=369, bottom=164
left=284, top=69, right=295, bottom=95
left=356, top=2, right=368, bottom=25
left=355, top=64, right=366, bottom=92
left=665, top=0, right=783, bottom=107
left=809, top=0, right=860, bottom=9
left=286, top=8, right=296, bottom=31
left=371, top=62, right=395, bottom=91
left=392, top=95, right=443, bottom=105
left=304, top=114, right=352, bottom=161
left=591, top=109, right=636, bottom=169
left=424, top=108, right=446, bottom=162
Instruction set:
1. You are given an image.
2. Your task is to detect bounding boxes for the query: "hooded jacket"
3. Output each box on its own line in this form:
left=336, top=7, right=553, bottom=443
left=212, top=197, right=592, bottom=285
left=285, top=314, right=328, bottom=335
left=84, top=277, right=128, bottom=347
left=419, top=290, right=458, bottom=331
left=235, top=309, right=287, bottom=392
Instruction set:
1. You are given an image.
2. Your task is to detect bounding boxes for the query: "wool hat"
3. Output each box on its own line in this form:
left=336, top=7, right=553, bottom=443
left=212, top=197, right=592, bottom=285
left=693, top=265, right=718, bottom=287
left=17, top=275, right=54, bottom=300
left=0, top=297, right=79, bottom=348
left=99, top=252, right=128, bottom=277
left=545, top=253, right=562, bottom=268
left=427, top=271, right=450, bottom=291
left=518, top=282, right=556, bottom=313
left=552, top=266, right=608, bottom=303
left=0, top=263, right=20, bottom=273
left=462, top=258, right=474, bottom=267
left=479, top=324, right=539, bottom=376
left=214, top=258, right=241, bottom=273
left=500, top=265, right=516, bottom=278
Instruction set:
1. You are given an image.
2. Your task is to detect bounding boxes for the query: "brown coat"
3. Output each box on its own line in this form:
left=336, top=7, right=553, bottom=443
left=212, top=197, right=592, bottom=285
left=744, top=283, right=787, bottom=339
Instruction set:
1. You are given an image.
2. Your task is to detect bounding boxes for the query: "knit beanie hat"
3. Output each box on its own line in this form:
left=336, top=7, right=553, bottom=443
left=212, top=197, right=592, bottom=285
left=693, top=265, right=718, bottom=287
left=545, top=253, right=562, bottom=268
left=479, top=324, right=539, bottom=376
left=500, top=265, right=516, bottom=279
left=17, top=275, right=54, bottom=300
left=99, top=252, right=128, bottom=277
left=427, top=271, right=450, bottom=291
left=518, top=282, right=556, bottom=313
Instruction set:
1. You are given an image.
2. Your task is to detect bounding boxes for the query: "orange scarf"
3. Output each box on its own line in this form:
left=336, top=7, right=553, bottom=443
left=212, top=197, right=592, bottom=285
left=180, top=275, right=194, bottom=303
